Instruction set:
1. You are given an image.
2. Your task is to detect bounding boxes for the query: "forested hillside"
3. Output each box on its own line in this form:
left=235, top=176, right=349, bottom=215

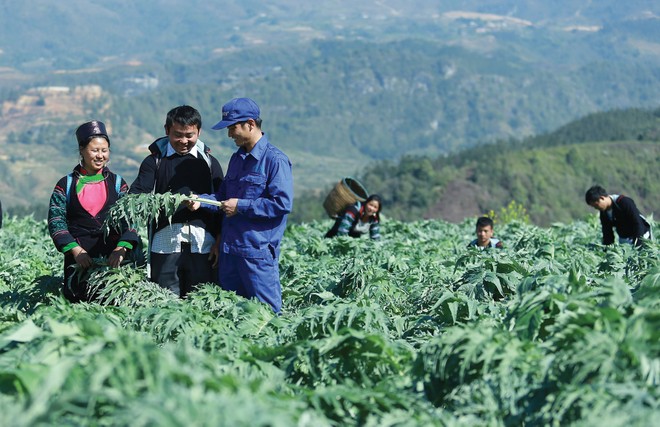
left=2, top=0, right=658, bottom=71
left=1, top=1, right=659, bottom=218
left=292, top=108, right=660, bottom=225
left=3, top=40, right=660, bottom=218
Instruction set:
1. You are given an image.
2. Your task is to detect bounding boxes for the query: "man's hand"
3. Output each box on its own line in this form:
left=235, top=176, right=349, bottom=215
left=222, top=198, right=238, bottom=217
left=185, top=194, right=201, bottom=211
left=209, top=233, right=221, bottom=268
left=208, top=245, right=219, bottom=268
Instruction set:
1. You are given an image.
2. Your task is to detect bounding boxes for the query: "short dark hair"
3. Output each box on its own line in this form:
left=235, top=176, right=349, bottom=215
left=476, top=216, right=494, bottom=229
left=234, top=118, right=263, bottom=129
left=585, top=185, right=608, bottom=205
left=165, top=105, right=202, bottom=131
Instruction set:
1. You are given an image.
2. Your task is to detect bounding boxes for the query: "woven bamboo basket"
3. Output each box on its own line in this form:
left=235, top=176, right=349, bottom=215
left=323, top=177, right=369, bottom=218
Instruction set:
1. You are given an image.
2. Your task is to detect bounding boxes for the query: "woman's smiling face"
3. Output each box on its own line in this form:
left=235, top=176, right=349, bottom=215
left=80, top=137, right=110, bottom=174
left=365, top=200, right=380, bottom=217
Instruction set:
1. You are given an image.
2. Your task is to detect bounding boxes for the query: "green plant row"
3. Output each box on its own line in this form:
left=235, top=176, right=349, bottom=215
left=0, top=215, right=658, bottom=426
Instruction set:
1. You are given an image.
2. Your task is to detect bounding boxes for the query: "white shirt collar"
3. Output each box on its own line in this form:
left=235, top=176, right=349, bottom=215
left=166, top=141, right=199, bottom=157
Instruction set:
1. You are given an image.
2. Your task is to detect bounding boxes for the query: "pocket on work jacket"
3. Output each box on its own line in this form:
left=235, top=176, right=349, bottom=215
left=241, top=173, right=266, bottom=198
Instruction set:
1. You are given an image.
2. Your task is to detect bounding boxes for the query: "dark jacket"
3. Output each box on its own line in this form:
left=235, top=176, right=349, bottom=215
left=129, top=137, right=224, bottom=236
left=48, top=166, right=138, bottom=256
left=468, top=238, right=503, bottom=249
left=600, top=195, right=650, bottom=245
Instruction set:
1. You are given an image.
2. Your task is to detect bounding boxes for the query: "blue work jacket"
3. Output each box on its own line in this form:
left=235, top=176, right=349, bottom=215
left=202, top=134, right=293, bottom=259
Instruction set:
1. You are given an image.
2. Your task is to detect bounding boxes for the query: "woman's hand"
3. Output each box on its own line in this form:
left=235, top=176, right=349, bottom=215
left=71, top=246, right=93, bottom=269
left=107, top=246, right=127, bottom=268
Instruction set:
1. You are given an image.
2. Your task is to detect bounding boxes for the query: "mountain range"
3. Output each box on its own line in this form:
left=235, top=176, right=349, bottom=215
left=0, top=0, right=659, bottom=222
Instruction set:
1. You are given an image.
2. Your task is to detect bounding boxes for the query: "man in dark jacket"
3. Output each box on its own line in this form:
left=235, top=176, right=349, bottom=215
left=130, top=105, right=224, bottom=297
left=585, top=185, right=651, bottom=246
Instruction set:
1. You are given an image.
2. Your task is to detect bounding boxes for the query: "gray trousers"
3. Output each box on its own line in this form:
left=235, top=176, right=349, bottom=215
left=150, top=243, right=214, bottom=298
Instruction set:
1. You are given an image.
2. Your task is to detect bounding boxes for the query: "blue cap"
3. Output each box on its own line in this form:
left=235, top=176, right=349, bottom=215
left=211, top=97, right=260, bottom=130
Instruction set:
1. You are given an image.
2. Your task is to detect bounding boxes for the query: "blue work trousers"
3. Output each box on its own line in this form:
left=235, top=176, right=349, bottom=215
left=219, top=251, right=282, bottom=313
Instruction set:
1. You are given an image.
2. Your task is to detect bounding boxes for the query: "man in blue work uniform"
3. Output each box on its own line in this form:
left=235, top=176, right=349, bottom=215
left=188, top=98, right=293, bottom=313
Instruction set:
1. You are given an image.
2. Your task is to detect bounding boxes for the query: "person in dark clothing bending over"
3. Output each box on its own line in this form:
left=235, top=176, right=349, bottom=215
left=130, top=105, right=224, bottom=297
left=585, top=185, right=651, bottom=246
left=325, top=194, right=382, bottom=240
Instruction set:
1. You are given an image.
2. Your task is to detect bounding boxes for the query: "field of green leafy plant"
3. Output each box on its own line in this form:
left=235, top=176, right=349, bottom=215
left=0, top=215, right=658, bottom=426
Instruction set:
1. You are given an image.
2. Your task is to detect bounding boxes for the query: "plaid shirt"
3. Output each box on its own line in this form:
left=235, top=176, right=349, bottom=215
left=151, top=222, right=215, bottom=254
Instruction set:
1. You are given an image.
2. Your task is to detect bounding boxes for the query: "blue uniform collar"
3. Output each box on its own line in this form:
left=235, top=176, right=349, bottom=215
left=241, top=133, right=267, bottom=159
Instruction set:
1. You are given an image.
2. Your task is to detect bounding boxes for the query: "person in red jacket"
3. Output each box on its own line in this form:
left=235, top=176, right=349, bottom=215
left=585, top=185, right=651, bottom=246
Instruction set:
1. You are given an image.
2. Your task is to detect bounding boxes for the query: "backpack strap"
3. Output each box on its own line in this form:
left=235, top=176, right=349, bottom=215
left=196, top=140, right=213, bottom=169
left=65, top=173, right=74, bottom=205
left=115, top=174, right=122, bottom=195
